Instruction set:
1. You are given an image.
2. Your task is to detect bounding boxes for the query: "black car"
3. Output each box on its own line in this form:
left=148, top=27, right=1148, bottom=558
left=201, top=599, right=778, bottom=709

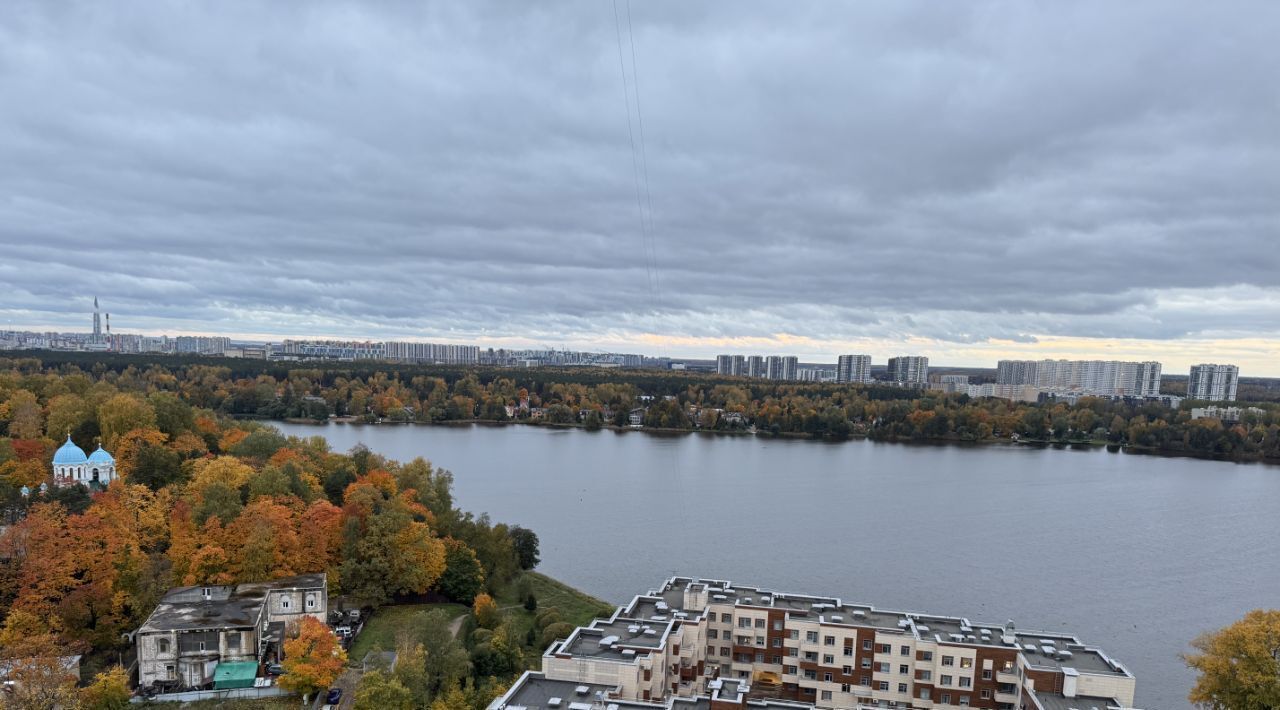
left=326, top=687, right=343, bottom=704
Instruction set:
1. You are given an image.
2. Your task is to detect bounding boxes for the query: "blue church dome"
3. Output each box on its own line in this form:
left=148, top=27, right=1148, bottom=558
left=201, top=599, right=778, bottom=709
left=53, top=436, right=89, bottom=465
left=87, top=445, right=115, bottom=464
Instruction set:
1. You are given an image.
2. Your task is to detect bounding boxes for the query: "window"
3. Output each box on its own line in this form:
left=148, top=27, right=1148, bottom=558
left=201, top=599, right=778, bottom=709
left=941, top=694, right=951, bottom=705
left=755, top=636, right=765, bottom=647
left=737, top=635, right=751, bottom=645
left=772, top=655, right=782, bottom=664
left=227, top=633, right=240, bottom=651
left=720, top=647, right=730, bottom=657
left=843, top=647, right=854, bottom=657
left=707, top=645, right=716, bottom=655
left=823, top=654, right=834, bottom=664
left=802, top=687, right=815, bottom=696
left=860, top=675, right=870, bottom=685
left=900, top=645, right=911, bottom=656
left=942, top=655, right=954, bottom=666
left=788, top=647, right=798, bottom=657
left=806, top=631, right=818, bottom=642
left=959, top=696, right=970, bottom=706
left=1001, top=659, right=1015, bottom=672
left=920, top=688, right=931, bottom=700
left=824, top=635, right=836, bottom=646
left=755, top=619, right=766, bottom=629
left=157, top=639, right=170, bottom=654
left=740, top=618, right=752, bottom=628
left=281, top=597, right=291, bottom=610
left=861, top=658, right=872, bottom=669
left=898, top=683, right=908, bottom=693
left=709, top=629, right=718, bottom=639
left=940, top=674, right=953, bottom=686
left=773, top=620, right=783, bottom=631
left=899, top=664, right=909, bottom=674
left=804, top=670, right=817, bottom=680
left=164, top=664, right=175, bottom=679
left=919, top=670, right=932, bottom=681
left=306, top=595, right=316, bottom=609
left=789, top=629, right=799, bottom=640
left=804, top=651, right=818, bottom=662
left=921, top=651, right=934, bottom=662
left=960, top=657, right=973, bottom=669
left=821, top=691, right=832, bottom=701
left=959, top=677, right=971, bottom=688
left=842, top=665, right=852, bottom=675
left=784, top=665, right=797, bottom=674
left=878, top=681, right=889, bottom=691
left=876, top=662, right=891, bottom=673
left=772, top=638, right=781, bottom=648
left=841, top=684, right=851, bottom=693
left=824, top=673, right=833, bottom=682
left=878, top=644, right=892, bottom=653
left=197, top=641, right=206, bottom=652
left=755, top=652, right=764, bottom=664
left=862, top=640, right=873, bottom=651
left=980, top=690, right=992, bottom=700
left=982, top=669, right=991, bottom=680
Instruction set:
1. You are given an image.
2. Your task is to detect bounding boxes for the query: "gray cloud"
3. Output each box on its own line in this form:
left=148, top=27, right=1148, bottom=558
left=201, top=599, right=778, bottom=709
left=1, top=0, right=1279, bottom=361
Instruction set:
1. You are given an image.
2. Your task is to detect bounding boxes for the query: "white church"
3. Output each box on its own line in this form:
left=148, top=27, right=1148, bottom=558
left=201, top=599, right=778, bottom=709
left=52, top=435, right=117, bottom=488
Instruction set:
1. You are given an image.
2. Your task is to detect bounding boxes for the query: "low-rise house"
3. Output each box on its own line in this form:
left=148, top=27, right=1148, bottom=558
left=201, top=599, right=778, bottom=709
left=134, top=573, right=327, bottom=690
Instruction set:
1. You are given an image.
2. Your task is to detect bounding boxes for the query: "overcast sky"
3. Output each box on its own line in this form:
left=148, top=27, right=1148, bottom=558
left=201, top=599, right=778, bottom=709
left=1, top=2, right=1278, bottom=372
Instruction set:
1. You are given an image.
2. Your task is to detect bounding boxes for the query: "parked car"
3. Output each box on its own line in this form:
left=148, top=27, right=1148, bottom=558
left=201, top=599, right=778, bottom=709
left=326, top=687, right=343, bottom=704
left=265, top=663, right=283, bottom=677
left=347, top=609, right=361, bottom=622
left=334, top=624, right=352, bottom=637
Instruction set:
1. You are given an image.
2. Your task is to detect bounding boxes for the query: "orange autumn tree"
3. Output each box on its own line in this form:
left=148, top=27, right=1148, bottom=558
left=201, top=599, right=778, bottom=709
left=226, top=498, right=302, bottom=582
left=338, top=471, right=446, bottom=605
left=280, top=616, right=346, bottom=702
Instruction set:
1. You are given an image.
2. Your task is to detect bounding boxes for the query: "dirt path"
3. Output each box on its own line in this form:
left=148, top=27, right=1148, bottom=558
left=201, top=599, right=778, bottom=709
left=448, top=613, right=467, bottom=639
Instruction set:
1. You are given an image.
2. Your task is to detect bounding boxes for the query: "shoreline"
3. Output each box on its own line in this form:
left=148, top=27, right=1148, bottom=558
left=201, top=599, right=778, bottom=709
left=269, top=416, right=1280, bottom=467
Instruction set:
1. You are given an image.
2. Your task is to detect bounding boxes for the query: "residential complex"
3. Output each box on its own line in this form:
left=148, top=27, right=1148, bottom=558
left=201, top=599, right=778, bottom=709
left=995, top=360, right=1161, bottom=398
left=766, top=356, right=799, bottom=381
left=717, top=355, right=747, bottom=376
left=491, top=577, right=1135, bottom=710
left=134, top=574, right=328, bottom=690
left=836, top=355, right=872, bottom=384
left=886, top=356, right=929, bottom=386
left=1186, top=364, right=1239, bottom=401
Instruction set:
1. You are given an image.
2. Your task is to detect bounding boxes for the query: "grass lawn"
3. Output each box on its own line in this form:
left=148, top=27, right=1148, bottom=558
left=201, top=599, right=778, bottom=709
left=348, top=602, right=468, bottom=661
left=494, top=572, right=614, bottom=664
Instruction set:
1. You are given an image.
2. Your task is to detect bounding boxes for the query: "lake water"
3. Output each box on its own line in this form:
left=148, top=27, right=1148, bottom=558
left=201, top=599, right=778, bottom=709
left=274, top=422, right=1280, bottom=708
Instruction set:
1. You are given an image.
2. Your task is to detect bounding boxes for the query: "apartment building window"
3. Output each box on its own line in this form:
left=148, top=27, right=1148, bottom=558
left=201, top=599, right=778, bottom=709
left=789, top=629, right=799, bottom=640
left=821, top=691, right=833, bottom=701
left=841, top=684, right=851, bottom=693
left=920, top=688, right=931, bottom=701
left=842, top=665, right=852, bottom=675
left=960, top=657, right=973, bottom=669
left=898, top=683, right=908, bottom=693
left=755, top=653, right=765, bottom=664
left=878, top=644, right=892, bottom=653
left=756, top=636, right=765, bottom=647
left=824, top=673, right=833, bottom=682
left=824, top=635, right=835, bottom=646
left=709, top=630, right=718, bottom=639
left=784, top=665, right=797, bottom=674
left=721, top=613, right=732, bottom=623
left=959, top=677, right=972, bottom=688
left=899, top=664, right=909, bottom=674
left=823, top=654, right=834, bottom=664
left=876, top=662, right=891, bottom=673
left=982, top=669, right=991, bottom=680
left=1001, top=659, right=1015, bottom=672
left=980, top=690, right=992, bottom=700
left=921, top=651, right=934, bottom=662
left=861, top=658, right=872, bottom=669
left=707, top=646, right=716, bottom=656
left=772, top=655, right=782, bottom=664
left=772, top=638, right=782, bottom=648
left=720, top=647, right=730, bottom=657
left=806, top=631, right=818, bottom=642
left=740, top=618, right=752, bottom=628
left=804, top=670, right=817, bottom=680
left=755, top=619, right=766, bottom=629
left=942, top=655, right=954, bottom=666
left=788, top=648, right=798, bottom=657
left=941, top=694, right=950, bottom=705
left=878, top=681, right=889, bottom=691
left=737, top=635, right=751, bottom=645
left=843, top=647, right=854, bottom=657
left=862, top=640, right=873, bottom=651
left=940, top=674, right=952, bottom=686
left=919, top=670, right=932, bottom=681
left=860, top=675, right=870, bottom=686
left=900, top=645, right=911, bottom=656
left=773, top=620, right=783, bottom=631
left=959, top=696, right=970, bottom=706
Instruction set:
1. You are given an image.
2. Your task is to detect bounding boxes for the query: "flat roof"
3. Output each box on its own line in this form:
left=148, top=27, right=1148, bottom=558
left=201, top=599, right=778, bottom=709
left=1033, top=692, right=1121, bottom=710
left=137, top=573, right=326, bottom=634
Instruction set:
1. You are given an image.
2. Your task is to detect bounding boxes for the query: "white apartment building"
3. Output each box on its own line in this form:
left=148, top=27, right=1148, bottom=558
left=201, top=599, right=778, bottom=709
left=766, top=356, right=799, bottom=381
left=996, top=360, right=1161, bottom=398
left=492, top=577, right=1136, bottom=710
left=837, top=355, right=872, bottom=384
left=887, top=356, right=929, bottom=386
left=717, top=355, right=748, bottom=377
left=1187, top=364, right=1239, bottom=401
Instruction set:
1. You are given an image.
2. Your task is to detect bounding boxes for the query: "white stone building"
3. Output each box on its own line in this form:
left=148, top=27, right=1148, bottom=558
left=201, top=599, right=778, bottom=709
left=51, top=436, right=117, bottom=488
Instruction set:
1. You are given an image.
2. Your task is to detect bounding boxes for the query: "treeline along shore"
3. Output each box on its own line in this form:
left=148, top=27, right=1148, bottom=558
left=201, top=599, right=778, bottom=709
left=5, top=350, right=1280, bottom=464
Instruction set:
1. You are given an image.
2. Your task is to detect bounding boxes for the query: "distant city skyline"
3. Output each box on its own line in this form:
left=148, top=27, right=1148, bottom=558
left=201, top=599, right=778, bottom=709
left=3, top=5, right=1278, bottom=376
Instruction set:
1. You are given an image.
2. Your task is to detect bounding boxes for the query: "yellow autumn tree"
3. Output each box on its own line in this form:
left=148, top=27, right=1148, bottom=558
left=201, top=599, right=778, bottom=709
left=1185, top=609, right=1280, bottom=707
left=280, top=616, right=347, bottom=702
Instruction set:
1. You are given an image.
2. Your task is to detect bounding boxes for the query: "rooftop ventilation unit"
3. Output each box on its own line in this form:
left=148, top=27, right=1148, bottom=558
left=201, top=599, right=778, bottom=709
left=655, top=602, right=669, bottom=611
left=761, top=597, right=771, bottom=604
left=897, top=620, right=911, bottom=628
left=830, top=615, right=843, bottom=622
left=743, top=598, right=752, bottom=604
left=575, top=685, right=590, bottom=695
left=713, top=594, right=728, bottom=601
left=1058, top=650, right=1073, bottom=660
left=916, top=625, right=930, bottom=633
left=547, top=698, right=562, bottom=707
left=643, top=629, right=658, bottom=636
left=627, top=626, right=641, bottom=634
left=598, top=635, right=620, bottom=647
left=622, top=650, right=636, bottom=657
left=1023, top=644, right=1037, bottom=654
left=1041, top=645, right=1056, bottom=655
